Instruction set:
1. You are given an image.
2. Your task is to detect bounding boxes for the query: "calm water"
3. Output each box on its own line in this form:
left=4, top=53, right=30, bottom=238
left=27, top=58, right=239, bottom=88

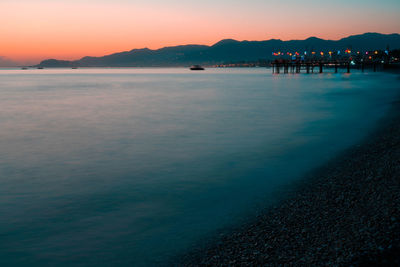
left=0, top=68, right=398, bottom=266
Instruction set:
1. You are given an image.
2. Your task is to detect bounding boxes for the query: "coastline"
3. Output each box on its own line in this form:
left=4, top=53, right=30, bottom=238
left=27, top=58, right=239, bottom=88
left=180, top=76, right=400, bottom=266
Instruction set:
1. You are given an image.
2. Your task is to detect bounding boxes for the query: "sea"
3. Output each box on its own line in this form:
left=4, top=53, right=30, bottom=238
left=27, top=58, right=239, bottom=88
left=0, top=68, right=398, bottom=266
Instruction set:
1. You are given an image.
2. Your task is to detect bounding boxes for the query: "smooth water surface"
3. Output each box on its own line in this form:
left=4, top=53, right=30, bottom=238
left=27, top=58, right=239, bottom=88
left=0, top=68, right=398, bottom=266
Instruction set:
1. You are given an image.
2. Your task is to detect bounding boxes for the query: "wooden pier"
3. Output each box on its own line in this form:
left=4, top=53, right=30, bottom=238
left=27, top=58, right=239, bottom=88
left=271, top=61, right=381, bottom=74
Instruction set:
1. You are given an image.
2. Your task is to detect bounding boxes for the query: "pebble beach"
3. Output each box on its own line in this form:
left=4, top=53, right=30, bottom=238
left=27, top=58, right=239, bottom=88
left=181, top=80, right=400, bottom=266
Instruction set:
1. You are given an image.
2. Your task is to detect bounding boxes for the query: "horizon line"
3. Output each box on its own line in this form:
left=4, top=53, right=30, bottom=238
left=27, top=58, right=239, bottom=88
left=3, top=32, right=400, bottom=66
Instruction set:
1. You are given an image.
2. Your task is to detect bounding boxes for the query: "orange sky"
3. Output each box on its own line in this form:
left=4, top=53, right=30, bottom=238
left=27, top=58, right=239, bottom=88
left=1, top=0, right=399, bottom=65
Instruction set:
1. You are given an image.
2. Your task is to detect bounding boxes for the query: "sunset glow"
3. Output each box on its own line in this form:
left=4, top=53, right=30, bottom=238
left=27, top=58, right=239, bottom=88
left=1, top=0, right=399, bottom=65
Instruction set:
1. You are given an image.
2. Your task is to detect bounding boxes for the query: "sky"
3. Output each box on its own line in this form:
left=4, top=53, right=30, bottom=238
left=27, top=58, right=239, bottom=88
left=1, top=0, right=399, bottom=65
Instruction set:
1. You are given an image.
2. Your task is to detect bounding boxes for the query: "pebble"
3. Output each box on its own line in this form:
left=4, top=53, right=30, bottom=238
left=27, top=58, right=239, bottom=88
left=179, top=98, right=400, bottom=266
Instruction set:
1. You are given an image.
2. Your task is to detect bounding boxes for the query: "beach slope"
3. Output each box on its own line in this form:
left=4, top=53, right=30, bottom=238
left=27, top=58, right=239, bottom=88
left=182, top=96, right=400, bottom=266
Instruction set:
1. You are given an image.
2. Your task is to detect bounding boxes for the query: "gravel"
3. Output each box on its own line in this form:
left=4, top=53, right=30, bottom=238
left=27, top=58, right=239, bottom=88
left=179, top=97, right=400, bottom=266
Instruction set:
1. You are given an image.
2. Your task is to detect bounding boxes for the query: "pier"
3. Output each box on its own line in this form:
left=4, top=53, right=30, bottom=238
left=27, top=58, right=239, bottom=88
left=271, top=61, right=382, bottom=74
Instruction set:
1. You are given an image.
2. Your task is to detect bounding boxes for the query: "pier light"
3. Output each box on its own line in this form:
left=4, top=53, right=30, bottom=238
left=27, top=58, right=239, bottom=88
left=320, top=52, right=324, bottom=56
left=374, top=51, right=378, bottom=54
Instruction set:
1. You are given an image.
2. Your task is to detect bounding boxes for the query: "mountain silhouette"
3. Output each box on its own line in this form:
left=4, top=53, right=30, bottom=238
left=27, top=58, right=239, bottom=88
left=38, top=33, right=400, bottom=67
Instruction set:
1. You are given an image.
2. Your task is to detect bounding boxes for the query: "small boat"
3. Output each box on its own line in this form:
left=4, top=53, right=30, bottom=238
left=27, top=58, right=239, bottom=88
left=37, top=67, right=44, bottom=69
left=72, top=67, right=78, bottom=69
left=21, top=67, right=28, bottom=70
left=190, top=65, right=205, bottom=70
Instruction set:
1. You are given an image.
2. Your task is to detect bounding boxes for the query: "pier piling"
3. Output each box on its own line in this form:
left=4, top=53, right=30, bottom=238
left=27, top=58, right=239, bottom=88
left=271, top=60, right=384, bottom=75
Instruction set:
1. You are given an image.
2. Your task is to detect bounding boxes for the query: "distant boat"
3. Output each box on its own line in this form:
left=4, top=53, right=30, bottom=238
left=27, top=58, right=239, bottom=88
left=37, top=67, right=44, bottom=69
left=72, top=67, right=78, bottom=69
left=21, top=67, right=28, bottom=70
left=190, top=65, right=205, bottom=71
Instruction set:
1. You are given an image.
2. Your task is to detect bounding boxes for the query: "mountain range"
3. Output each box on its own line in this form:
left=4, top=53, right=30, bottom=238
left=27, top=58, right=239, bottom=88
left=38, top=33, right=400, bottom=67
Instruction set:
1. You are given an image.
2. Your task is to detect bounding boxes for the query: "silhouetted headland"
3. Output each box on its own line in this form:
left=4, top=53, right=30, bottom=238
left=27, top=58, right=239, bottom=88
left=37, top=33, right=400, bottom=68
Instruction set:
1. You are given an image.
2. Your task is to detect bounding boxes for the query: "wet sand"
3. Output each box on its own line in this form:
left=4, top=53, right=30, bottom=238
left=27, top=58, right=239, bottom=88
left=181, top=85, right=400, bottom=266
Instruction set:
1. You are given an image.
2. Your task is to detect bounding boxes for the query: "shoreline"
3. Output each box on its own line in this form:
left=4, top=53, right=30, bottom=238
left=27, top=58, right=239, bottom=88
left=180, top=80, right=400, bottom=265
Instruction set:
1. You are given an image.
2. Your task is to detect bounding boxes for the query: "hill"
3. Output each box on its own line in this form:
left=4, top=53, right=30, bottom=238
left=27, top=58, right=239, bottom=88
left=38, top=33, right=400, bottom=67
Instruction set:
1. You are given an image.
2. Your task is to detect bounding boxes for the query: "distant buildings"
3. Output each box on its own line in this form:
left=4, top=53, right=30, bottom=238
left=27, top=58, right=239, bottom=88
left=215, top=49, right=399, bottom=68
